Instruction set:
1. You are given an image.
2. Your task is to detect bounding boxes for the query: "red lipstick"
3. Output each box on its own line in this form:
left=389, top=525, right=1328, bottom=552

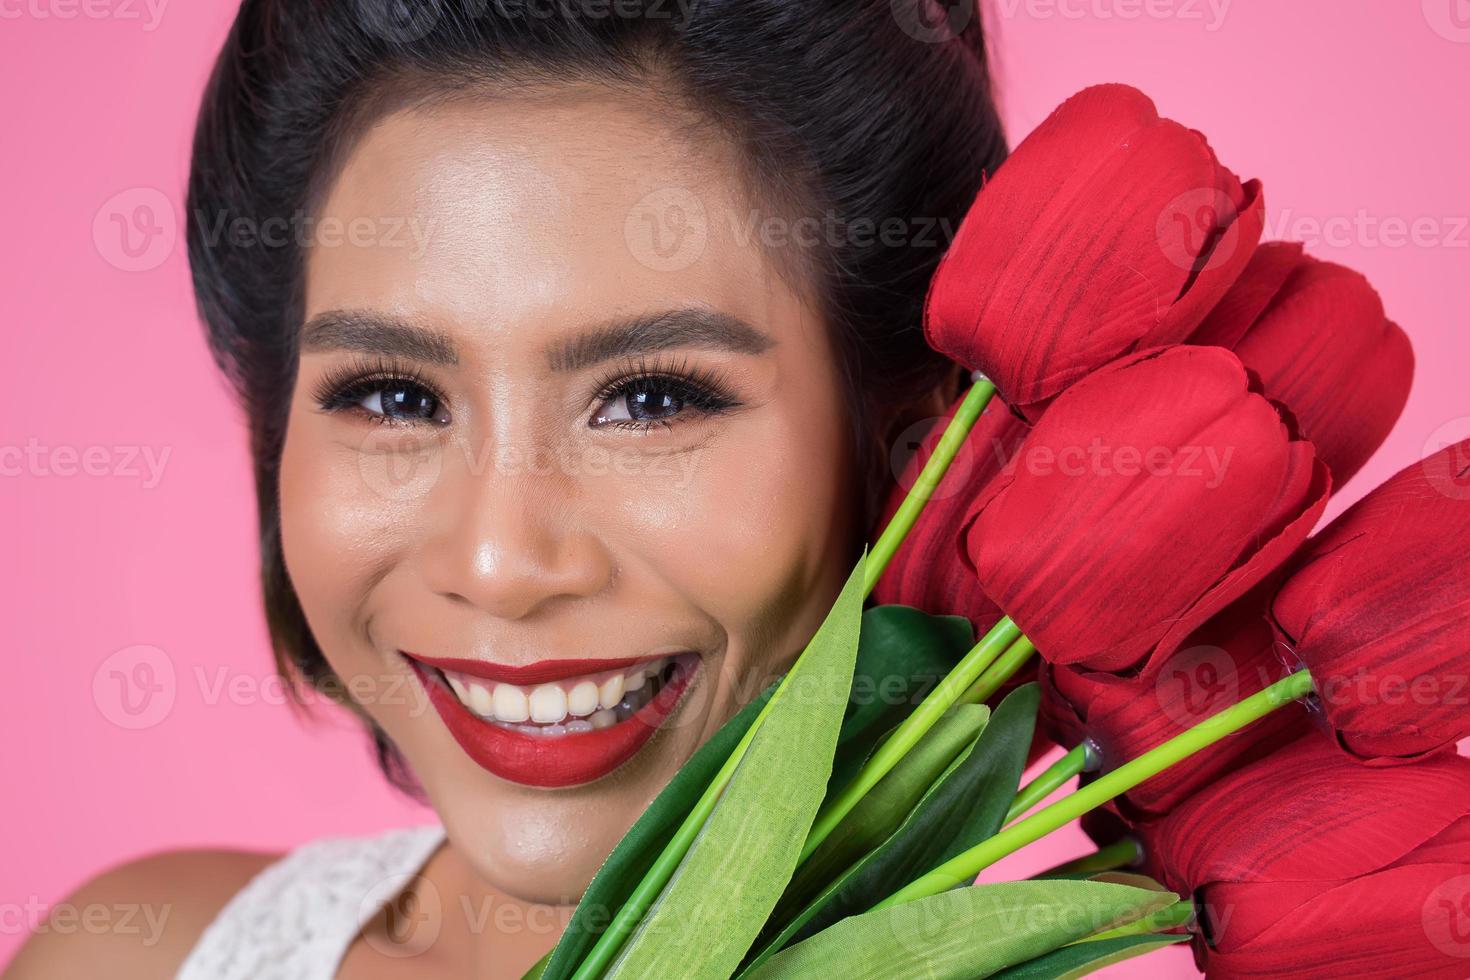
left=405, top=653, right=658, bottom=686
left=404, top=653, right=699, bottom=788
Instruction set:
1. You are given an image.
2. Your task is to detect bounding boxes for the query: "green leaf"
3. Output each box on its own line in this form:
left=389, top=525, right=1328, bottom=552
left=742, top=684, right=1040, bottom=973
left=988, top=934, right=1187, bottom=980
left=827, top=605, right=975, bottom=794
left=540, top=684, right=778, bottom=980
left=779, top=703, right=989, bottom=920
left=543, top=602, right=969, bottom=980
left=602, top=553, right=868, bottom=979
left=745, top=879, right=1179, bottom=980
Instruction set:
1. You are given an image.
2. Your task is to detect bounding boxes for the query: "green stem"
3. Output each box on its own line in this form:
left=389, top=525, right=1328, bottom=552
left=872, top=670, right=1314, bottom=911
left=1036, top=837, right=1140, bottom=878
left=569, top=593, right=869, bottom=980
left=958, top=635, right=1036, bottom=706
left=1077, top=898, right=1194, bottom=943
left=1004, top=741, right=1097, bottom=825
left=863, top=378, right=997, bottom=598
left=567, top=382, right=998, bottom=978
left=798, top=615, right=1022, bottom=863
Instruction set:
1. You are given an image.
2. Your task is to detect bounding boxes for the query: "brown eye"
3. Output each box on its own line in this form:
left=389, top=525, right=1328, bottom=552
left=362, top=381, right=442, bottom=422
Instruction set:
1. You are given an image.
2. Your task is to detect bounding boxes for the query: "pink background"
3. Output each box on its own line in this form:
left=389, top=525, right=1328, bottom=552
left=4, top=2, right=1468, bottom=975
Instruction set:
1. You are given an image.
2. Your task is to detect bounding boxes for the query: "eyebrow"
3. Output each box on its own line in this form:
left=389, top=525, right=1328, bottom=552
left=299, top=310, right=459, bottom=365
left=298, top=307, right=777, bottom=371
left=544, top=307, right=777, bottom=372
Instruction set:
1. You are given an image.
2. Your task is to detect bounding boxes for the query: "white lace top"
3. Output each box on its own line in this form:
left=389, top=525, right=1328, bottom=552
left=175, top=824, right=447, bottom=980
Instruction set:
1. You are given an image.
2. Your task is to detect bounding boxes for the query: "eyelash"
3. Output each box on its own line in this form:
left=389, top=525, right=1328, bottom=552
left=588, top=353, right=742, bottom=433
left=310, top=353, right=742, bottom=433
left=311, top=355, right=449, bottom=428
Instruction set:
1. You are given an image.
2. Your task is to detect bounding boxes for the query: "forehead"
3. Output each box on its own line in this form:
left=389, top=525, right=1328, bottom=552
left=303, top=85, right=814, bottom=355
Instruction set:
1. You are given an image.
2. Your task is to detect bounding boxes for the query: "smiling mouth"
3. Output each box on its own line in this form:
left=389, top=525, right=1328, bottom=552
left=403, top=651, right=700, bottom=787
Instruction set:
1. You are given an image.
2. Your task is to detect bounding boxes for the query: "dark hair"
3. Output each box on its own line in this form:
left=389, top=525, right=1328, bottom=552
left=187, top=0, right=1007, bottom=796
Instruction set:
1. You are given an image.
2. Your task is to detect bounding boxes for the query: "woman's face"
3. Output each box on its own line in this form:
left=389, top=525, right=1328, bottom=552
left=279, top=83, right=859, bottom=904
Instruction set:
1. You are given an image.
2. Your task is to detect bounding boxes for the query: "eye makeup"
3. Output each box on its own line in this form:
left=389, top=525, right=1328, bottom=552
left=309, top=350, right=746, bottom=433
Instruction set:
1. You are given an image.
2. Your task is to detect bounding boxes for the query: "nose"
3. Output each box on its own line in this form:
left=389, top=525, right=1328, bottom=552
left=419, top=453, right=615, bottom=621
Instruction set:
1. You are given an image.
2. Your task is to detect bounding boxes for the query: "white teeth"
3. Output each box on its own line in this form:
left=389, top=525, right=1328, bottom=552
left=598, top=674, right=625, bottom=710
left=529, top=684, right=568, bottom=724
left=492, top=683, right=530, bottom=723
left=467, top=682, right=494, bottom=718
left=439, top=655, right=689, bottom=733
left=568, top=681, right=599, bottom=718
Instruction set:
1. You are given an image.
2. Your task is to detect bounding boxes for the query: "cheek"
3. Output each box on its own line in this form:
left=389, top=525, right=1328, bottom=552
left=277, top=417, right=416, bottom=664
left=607, top=392, right=854, bottom=644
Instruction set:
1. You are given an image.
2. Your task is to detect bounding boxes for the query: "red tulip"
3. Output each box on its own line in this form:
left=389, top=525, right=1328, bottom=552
left=1138, top=737, right=1470, bottom=978
left=1269, top=438, right=1470, bottom=762
left=924, top=83, right=1263, bottom=410
left=870, top=392, right=1054, bottom=763
left=1040, top=587, right=1312, bottom=820
left=962, top=345, right=1330, bottom=672
left=870, top=391, right=1028, bottom=634
left=1189, top=241, right=1414, bottom=487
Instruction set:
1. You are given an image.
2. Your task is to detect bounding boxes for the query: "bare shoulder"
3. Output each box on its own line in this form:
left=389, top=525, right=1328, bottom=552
left=2, top=847, right=281, bottom=980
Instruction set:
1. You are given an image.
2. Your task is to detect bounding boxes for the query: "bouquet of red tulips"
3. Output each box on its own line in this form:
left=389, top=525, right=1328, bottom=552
left=524, top=84, right=1469, bottom=980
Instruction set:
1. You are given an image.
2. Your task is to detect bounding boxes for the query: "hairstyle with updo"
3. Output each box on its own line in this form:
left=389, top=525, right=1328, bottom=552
left=187, top=0, right=1007, bottom=795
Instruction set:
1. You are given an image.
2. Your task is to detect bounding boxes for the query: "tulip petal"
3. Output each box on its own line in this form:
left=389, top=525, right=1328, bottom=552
left=1201, top=862, right=1470, bottom=979
left=870, top=392, right=1027, bottom=634
left=1189, top=241, right=1306, bottom=350
left=1231, top=259, right=1414, bottom=486
left=965, top=346, right=1304, bottom=672
left=1140, top=738, right=1470, bottom=891
left=1271, top=439, right=1470, bottom=761
left=925, top=84, right=1260, bottom=406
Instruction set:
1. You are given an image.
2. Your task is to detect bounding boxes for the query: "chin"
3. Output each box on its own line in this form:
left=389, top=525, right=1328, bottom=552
left=399, top=675, right=721, bottom=906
